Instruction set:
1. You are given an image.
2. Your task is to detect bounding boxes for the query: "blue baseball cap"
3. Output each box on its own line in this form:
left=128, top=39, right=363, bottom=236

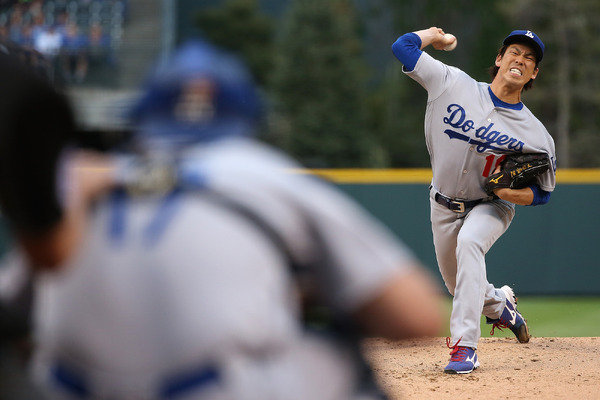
left=503, top=30, right=544, bottom=62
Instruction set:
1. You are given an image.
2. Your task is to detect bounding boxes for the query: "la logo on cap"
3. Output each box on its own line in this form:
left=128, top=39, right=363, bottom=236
left=526, top=31, right=535, bottom=39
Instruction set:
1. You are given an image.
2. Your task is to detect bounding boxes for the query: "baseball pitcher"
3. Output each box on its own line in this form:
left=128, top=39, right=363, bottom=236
left=392, top=27, right=556, bottom=374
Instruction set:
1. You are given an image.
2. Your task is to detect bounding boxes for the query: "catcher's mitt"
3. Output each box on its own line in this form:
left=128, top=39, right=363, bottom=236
left=484, top=153, right=551, bottom=196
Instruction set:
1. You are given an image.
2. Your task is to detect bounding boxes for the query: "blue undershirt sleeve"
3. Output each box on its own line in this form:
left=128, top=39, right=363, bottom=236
left=391, top=33, right=423, bottom=72
left=528, top=184, right=551, bottom=206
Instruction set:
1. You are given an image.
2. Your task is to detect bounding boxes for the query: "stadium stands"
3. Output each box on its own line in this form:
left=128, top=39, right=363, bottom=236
left=0, top=0, right=127, bottom=85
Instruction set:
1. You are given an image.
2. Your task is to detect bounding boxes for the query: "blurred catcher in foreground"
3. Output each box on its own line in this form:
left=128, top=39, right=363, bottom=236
left=0, top=39, right=443, bottom=399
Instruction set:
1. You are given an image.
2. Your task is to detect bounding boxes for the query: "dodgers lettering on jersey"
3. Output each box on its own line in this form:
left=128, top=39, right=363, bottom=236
left=443, top=104, right=524, bottom=153
left=405, top=51, right=556, bottom=199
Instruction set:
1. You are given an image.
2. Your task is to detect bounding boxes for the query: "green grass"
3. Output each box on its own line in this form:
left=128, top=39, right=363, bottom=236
left=441, top=296, right=600, bottom=338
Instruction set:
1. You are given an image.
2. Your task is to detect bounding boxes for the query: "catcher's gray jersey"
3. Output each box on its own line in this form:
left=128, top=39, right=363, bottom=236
left=30, top=137, right=417, bottom=400
left=405, top=51, right=556, bottom=199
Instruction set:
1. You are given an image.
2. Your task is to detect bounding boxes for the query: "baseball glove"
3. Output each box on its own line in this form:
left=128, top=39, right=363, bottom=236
left=484, top=153, right=551, bottom=196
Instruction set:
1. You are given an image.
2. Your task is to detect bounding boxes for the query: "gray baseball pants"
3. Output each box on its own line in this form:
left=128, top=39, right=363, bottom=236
left=429, top=188, right=516, bottom=349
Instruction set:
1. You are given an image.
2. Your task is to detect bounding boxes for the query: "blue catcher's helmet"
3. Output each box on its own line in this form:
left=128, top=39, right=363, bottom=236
left=128, top=39, right=262, bottom=146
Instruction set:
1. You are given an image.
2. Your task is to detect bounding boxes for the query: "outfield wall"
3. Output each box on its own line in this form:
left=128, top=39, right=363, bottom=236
left=311, top=169, right=600, bottom=296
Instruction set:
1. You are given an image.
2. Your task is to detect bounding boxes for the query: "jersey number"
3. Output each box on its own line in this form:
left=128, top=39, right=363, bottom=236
left=482, top=154, right=506, bottom=177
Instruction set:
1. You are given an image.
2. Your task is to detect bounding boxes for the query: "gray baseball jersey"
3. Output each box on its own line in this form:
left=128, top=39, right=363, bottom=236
left=406, top=51, right=556, bottom=199
left=29, top=136, right=418, bottom=399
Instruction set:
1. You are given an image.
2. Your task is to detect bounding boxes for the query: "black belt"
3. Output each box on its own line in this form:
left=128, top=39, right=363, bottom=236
left=434, top=192, right=484, bottom=213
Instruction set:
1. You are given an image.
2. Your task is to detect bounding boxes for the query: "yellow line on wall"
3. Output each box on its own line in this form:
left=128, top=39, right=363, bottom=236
left=554, top=169, right=600, bottom=183
left=306, top=169, right=432, bottom=183
left=290, top=169, right=600, bottom=184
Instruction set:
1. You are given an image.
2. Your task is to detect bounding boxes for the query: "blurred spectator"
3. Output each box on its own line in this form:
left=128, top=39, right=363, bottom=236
left=15, top=22, right=34, bottom=48
left=0, top=24, right=9, bottom=42
left=26, top=0, right=43, bottom=19
left=59, top=21, right=88, bottom=83
left=8, top=7, right=23, bottom=42
left=86, top=22, right=113, bottom=67
left=29, top=12, right=47, bottom=42
left=1, top=0, right=124, bottom=87
left=53, top=10, right=68, bottom=34
left=33, top=23, right=62, bottom=58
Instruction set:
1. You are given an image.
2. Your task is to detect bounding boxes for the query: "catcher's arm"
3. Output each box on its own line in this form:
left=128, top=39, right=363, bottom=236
left=354, top=267, right=444, bottom=339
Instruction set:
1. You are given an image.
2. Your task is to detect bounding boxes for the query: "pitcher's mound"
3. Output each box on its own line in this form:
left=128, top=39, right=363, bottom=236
left=363, top=337, right=600, bottom=400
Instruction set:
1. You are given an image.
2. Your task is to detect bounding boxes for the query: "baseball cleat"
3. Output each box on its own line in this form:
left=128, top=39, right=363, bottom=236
left=488, top=285, right=530, bottom=343
left=444, top=337, right=480, bottom=374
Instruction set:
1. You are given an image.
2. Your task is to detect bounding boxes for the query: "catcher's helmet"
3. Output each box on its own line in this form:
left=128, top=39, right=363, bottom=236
left=128, top=39, right=262, bottom=146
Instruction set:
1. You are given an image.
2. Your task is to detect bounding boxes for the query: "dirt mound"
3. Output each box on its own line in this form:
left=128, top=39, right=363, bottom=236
left=363, top=337, right=600, bottom=400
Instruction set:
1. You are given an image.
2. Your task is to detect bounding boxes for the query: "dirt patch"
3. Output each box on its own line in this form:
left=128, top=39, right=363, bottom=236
left=363, top=337, right=600, bottom=400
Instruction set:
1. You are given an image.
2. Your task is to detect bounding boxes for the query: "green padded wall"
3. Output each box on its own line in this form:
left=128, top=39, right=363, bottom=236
left=338, top=183, right=600, bottom=295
